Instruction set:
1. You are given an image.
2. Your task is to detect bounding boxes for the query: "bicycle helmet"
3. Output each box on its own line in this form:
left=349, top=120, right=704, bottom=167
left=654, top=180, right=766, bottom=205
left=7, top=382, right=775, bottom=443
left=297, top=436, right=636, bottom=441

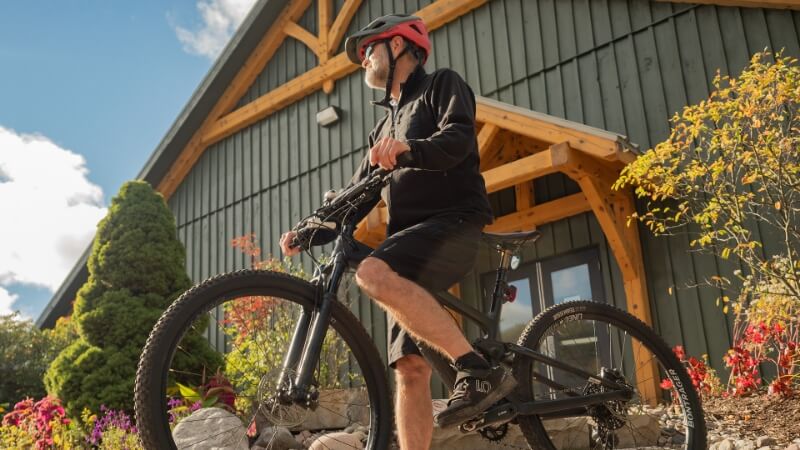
left=345, top=14, right=430, bottom=65
left=345, top=14, right=430, bottom=107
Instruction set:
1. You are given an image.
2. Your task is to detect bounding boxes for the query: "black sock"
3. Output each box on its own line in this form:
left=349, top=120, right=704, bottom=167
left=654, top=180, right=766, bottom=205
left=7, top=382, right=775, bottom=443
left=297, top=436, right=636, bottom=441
left=454, top=351, right=490, bottom=371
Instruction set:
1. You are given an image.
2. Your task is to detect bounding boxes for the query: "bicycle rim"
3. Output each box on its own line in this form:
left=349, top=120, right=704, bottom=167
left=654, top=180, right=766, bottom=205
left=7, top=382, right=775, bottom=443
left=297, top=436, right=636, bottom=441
left=135, top=270, right=391, bottom=450
left=513, top=301, right=706, bottom=450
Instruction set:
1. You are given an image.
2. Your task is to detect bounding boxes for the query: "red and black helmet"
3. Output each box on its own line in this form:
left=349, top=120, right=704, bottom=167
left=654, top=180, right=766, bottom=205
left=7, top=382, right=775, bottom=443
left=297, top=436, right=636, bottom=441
left=345, top=14, right=431, bottom=65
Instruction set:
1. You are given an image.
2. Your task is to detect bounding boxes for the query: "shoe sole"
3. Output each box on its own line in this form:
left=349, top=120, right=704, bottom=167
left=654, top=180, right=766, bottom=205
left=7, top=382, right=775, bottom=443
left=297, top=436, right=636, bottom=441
left=434, top=375, right=518, bottom=429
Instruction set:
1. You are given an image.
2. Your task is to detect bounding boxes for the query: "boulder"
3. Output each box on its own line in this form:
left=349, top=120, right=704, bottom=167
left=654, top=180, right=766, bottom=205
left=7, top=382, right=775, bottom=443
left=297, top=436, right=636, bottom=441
left=541, top=417, right=592, bottom=449
left=252, top=426, right=303, bottom=450
left=309, top=431, right=366, bottom=450
left=431, top=423, right=528, bottom=450
left=613, top=414, right=661, bottom=448
left=172, top=407, right=248, bottom=450
left=292, top=388, right=370, bottom=431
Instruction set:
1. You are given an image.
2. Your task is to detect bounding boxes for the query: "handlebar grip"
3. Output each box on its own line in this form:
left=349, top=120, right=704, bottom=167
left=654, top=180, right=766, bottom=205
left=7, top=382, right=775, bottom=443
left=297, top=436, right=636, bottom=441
left=371, top=151, right=414, bottom=177
left=289, top=236, right=302, bottom=249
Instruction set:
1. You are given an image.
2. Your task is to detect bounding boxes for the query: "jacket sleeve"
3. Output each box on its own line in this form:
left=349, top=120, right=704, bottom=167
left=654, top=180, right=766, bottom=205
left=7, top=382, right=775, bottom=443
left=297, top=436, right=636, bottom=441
left=405, top=69, right=477, bottom=171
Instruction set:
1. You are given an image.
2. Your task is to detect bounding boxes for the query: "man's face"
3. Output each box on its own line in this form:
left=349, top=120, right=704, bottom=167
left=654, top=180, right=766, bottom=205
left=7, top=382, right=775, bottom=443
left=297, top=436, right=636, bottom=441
left=362, top=40, right=389, bottom=90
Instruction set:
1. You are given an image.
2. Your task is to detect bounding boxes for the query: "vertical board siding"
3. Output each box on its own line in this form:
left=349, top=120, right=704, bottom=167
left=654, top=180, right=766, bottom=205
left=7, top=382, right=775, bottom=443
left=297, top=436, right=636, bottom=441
left=172, top=0, right=799, bottom=374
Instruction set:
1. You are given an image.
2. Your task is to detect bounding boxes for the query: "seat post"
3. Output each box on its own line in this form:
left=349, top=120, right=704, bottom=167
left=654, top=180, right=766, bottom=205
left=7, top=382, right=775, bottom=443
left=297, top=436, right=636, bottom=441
left=487, top=247, right=515, bottom=331
left=498, top=248, right=515, bottom=271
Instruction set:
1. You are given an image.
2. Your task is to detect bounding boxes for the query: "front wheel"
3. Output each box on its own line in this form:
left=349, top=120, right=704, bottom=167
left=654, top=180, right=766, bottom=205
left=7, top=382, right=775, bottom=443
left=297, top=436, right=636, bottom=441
left=513, top=300, right=706, bottom=449
left=134, top=270, right=392, bottom=450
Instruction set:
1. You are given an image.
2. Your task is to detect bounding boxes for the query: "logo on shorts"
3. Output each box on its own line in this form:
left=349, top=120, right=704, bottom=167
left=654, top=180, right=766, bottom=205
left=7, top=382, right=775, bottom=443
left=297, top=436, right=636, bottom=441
left=476, top=380, right=491, bottom=393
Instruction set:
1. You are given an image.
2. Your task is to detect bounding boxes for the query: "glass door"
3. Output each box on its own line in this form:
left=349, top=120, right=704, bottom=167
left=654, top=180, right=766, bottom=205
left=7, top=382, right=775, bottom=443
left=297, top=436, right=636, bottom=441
left=482, top=248, right=608, bottom=394
left=539, top=248, right=609, bottom=389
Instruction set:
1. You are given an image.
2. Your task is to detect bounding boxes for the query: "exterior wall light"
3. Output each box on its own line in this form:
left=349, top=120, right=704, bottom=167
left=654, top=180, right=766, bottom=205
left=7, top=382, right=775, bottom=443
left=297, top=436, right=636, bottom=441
left=316, top=106, right=341, bottom=127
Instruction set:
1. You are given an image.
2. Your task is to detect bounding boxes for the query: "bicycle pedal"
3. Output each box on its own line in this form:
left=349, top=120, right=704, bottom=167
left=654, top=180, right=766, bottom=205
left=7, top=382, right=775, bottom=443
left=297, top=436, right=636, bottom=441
left=459, top=415, right=485, bottom=433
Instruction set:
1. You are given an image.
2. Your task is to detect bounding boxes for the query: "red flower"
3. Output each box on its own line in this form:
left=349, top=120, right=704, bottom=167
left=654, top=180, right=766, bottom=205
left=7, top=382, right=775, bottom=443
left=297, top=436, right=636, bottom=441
left=673, top=345, right=686, bottom=361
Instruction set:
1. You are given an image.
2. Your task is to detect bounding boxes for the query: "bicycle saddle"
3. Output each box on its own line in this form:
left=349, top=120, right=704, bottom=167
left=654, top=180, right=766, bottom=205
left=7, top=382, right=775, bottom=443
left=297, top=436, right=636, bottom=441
left=481, top=229, right=541, bottom=252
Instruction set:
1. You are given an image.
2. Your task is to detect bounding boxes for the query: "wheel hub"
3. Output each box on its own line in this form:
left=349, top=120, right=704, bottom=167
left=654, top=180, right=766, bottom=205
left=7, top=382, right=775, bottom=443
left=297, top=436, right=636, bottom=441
left=583, top=367, right=632, bottom=448
left=257, top=371, right=310, bottom=427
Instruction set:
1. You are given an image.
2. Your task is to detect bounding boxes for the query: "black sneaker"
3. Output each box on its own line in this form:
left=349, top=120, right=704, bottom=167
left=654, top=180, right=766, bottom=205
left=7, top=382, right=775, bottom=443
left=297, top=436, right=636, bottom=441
left=434, top=365, right=518, bottom=428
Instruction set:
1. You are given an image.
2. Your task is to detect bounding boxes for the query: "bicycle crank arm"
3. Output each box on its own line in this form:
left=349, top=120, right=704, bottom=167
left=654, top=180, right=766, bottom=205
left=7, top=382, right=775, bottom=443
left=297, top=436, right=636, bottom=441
left=460, top=402, right=519, bottom=433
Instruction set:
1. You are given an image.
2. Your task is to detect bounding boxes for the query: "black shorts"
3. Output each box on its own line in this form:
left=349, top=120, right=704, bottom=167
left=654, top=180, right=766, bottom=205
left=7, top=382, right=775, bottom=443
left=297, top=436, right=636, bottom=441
left=369, top=215, right=483, bottom=368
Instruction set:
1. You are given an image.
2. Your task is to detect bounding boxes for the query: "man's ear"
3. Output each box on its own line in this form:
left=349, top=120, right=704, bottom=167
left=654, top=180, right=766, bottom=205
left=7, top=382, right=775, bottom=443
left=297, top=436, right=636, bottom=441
left=391, top=36, right=405, bottom=56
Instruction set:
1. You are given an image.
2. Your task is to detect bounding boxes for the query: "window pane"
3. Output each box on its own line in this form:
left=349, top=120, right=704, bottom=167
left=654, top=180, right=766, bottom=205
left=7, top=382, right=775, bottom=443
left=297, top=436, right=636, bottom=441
left=550, top=263, right=591, bottom=304
left=499, top=278, right=533, bottom=342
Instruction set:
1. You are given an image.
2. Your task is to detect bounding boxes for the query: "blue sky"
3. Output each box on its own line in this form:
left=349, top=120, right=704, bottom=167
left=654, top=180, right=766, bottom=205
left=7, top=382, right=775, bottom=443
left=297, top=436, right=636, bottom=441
left=0, top=1, right=257, bottom=320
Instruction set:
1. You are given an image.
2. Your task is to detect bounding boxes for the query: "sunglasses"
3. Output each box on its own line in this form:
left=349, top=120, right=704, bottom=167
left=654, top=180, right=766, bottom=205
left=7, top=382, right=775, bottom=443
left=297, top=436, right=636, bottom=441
left=364, top=40, right=385, bottom=60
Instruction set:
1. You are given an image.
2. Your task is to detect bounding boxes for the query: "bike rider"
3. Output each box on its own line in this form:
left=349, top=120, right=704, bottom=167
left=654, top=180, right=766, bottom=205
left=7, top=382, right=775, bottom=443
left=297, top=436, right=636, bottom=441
left=279, top=14, right=517, bottom=449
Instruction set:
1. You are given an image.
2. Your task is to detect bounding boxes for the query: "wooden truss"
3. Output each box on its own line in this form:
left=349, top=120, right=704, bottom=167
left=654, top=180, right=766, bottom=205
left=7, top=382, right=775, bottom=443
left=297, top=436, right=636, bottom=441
left=355, top=97, right=658, bottom=402
left=158, top=0, right=488, bottom=198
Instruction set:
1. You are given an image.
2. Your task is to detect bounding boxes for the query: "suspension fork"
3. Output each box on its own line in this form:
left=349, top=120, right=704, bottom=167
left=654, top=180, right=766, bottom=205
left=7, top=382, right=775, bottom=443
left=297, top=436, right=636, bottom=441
left=280, top=243, right=350, bottom=404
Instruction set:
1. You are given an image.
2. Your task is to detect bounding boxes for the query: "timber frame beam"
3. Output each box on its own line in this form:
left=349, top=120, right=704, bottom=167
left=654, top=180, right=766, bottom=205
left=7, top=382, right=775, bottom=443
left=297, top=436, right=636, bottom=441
left=551, top=143, right=658, bottom=403
left=157, top=0, right=489, bottom=199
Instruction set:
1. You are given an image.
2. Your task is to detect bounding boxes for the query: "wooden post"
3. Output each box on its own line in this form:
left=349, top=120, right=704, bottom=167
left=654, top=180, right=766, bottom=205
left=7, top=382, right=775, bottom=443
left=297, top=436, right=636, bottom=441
left=318, top=0, right=334, bottom=93
left=551, top=143, right=660, bottom=405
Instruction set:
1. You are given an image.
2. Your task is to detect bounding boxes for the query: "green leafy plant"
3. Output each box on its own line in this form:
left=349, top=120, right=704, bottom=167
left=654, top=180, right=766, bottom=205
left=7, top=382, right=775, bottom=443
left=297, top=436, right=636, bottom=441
left=0, top=314, right=54, bottom=405
left=44, top=180, right=223, bottom=414
left=172, top=370, right=237, bottom=414
left=224, top=235, right=356, bottom=416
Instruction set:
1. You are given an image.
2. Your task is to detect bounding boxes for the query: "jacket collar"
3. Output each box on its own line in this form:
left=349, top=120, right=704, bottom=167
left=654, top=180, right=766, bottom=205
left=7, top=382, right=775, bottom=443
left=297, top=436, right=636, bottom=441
left=399, top=65, right=427, bottom=99
left=377, top=65, right=427, bottom=110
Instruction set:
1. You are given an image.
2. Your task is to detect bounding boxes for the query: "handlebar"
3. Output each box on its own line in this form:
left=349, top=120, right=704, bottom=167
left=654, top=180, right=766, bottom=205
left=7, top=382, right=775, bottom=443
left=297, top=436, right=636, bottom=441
left=289, top=152, right=413, bottom=250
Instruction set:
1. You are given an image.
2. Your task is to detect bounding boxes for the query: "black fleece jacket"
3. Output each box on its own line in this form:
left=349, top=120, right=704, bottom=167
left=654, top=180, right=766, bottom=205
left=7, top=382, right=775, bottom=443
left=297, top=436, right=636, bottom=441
left=347, top=66, right=494, bottom=236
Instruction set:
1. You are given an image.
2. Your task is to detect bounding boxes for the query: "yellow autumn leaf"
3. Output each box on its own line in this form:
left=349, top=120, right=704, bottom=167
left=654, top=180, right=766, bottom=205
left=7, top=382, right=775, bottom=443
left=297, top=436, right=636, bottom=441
left=741, top=173, right=758, bottom=184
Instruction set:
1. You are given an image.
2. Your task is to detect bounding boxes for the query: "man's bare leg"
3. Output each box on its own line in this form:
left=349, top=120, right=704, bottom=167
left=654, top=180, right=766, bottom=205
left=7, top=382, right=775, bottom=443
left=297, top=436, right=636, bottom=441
left=394, top=355, right=433, bottom=450
left=355, top=257, right=473, bottom=360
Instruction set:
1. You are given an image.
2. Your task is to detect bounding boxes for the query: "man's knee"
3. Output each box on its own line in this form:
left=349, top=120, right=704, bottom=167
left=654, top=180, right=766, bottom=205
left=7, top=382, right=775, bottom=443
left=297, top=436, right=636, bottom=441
left=355, top=257, right=392, bottom=294
left=394, top=355, right=432, bottom=387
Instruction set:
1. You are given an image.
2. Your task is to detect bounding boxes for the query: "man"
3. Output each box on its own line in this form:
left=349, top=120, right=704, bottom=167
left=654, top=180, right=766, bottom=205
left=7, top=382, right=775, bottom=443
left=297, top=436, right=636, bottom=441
left=279, top=14, right=517, bottom=450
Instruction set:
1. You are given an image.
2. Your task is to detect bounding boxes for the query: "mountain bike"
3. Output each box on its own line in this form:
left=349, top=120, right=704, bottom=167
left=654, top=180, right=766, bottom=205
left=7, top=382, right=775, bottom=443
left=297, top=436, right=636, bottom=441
left=135, top=164, right=707, bottom=450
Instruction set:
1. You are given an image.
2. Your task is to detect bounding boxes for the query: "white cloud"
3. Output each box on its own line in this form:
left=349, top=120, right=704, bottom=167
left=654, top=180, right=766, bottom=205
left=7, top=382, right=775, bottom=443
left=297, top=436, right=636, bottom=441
left=0, top=287, right=18, bottom=316
left=173, top=0, right=257, bottom=59
left=0, top=126, right=107, bottom=298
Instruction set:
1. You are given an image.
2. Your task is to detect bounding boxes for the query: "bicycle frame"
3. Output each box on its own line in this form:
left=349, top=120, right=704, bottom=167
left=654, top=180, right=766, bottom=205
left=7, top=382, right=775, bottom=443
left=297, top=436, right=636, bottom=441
left=277, top=216, right=633, bottom=423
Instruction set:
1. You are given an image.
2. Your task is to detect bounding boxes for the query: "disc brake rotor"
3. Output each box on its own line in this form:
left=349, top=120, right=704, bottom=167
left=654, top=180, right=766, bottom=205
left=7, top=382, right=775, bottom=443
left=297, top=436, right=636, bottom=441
left=257, top=369, right=310, bottom=428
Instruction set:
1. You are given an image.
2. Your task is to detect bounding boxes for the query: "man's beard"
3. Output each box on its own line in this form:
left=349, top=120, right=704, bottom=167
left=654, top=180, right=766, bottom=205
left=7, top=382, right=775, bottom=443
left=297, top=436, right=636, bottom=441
left=365, top=63, right=389, bottom=90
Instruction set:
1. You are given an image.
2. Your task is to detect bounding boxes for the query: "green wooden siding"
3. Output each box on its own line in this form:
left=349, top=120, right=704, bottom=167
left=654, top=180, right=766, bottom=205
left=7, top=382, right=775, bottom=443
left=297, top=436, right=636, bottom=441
left=169, top=0, right=800, bottom=377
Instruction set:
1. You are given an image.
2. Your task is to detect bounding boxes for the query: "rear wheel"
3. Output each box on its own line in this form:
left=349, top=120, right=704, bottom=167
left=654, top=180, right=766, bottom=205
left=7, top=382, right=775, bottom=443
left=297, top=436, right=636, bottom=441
left=513, top=301, right=706, bottom=449
left=134, top=270, right=392, bottom=450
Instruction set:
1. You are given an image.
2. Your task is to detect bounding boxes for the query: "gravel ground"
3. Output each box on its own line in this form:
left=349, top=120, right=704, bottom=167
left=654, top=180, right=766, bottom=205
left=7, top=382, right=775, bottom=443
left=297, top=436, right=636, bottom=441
left=703, top=394, right=800, bottom=449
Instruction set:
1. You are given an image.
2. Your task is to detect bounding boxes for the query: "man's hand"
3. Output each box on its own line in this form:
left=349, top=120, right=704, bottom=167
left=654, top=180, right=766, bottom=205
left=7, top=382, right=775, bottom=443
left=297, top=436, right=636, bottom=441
left=369, top=137, right=410, bottom=170
left=279, top=231, right=302, bottom=257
